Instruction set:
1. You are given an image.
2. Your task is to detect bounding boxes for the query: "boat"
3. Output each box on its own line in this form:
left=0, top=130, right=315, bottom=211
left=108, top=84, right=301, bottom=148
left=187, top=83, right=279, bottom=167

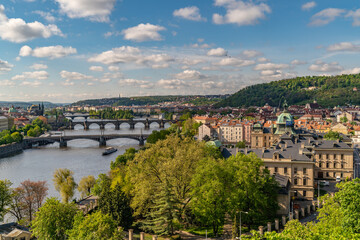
left=102, top=147, right=117, bottom=156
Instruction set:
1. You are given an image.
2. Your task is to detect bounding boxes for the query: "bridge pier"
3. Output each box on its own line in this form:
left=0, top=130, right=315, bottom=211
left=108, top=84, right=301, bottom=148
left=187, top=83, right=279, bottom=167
left=159, top=120, right=165, bottom=128
left=84, top=121, right=89, bottom=130
left=99, top=124, right=105, bottom=130
left=115, top=124, right=120, bottom=130
left=99, top=137, right=106, bottom=147
left=129, top=123, right=135, bottom=130
left=59, top=138, right=67, bottom=148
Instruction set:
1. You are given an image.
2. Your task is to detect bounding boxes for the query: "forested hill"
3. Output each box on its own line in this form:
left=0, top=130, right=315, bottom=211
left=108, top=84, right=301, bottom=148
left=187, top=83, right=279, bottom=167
left=216, top=74, right=360, bottom=108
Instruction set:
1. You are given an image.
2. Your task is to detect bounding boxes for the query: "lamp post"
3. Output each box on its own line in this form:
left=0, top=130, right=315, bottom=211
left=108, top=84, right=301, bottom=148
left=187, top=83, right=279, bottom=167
left=239, top=211, right=248, bottom=240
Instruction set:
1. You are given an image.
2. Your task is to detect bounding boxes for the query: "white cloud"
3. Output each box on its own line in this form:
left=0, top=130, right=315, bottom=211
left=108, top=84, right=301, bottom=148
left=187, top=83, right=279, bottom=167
left=118, top=79, right=154, bottom=89
left=89, top=66, right=104, bottom=72
left=346, top=9, right=360, bottom=26
left=173, top=6, right=206, bottom=21
left=157, top=79, right=187, bottom=89
left=327, top=42, right=360, bottom=52
left=242, top=50, right=262, bottom=58
left=309, top=8, right=345, bottom=26
left=308, top=61, right=343, bottom=72
left=0, top=5, right=63, bottom=43
left=215, top=57, right=255, bottom=67
left=302, top=2, right=316, bottom=11
left=254, top=63, right=289, bottom=70
left=257, top=57, right=269, bottom=63
left=0, top=80, right=15, bottom=86
left=30, top=63, right=48, bottom=70
left=19, top=45, right=77, bottom=59
left=55, top=0, right=116, bottom=22
left=122, top=23, right=166, bottom=42
left=207, top=48, right=228, bottom=57
left=291, top=59, right=307, bottom=65
left=33, top=11, right=56, bottom=22
left=0, top=59, right=13, bottom=73
left=11, top=71, right=49, bottom=81
left=190, top=43, right=212, bottom=48
left=213, top=0, right=271, bottom=26
left=340, top=68, right=360, bottom=75
left=60, top=71, right=94, bottom=81
left=108, top=66, right=120, bottom=71
left=21, top=80, right=42, bottom=86
left=174, top=70, right=207, bottom=80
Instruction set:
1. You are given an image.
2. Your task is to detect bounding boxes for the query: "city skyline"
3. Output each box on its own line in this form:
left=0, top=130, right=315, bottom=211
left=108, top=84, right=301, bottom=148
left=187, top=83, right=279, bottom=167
left=0, top=0, right=360, bottom=102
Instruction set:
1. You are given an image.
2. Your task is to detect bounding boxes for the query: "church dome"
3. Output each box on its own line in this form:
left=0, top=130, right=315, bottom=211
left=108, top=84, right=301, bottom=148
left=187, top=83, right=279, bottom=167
left=276, top=112, right=294, bottom=125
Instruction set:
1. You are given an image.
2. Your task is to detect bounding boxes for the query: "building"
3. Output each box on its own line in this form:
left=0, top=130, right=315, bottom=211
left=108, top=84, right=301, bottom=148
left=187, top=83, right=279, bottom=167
left=0, top=116, right=8, bottom=132
left=0, top=222, right=32, bottom=240
left=198, top=124, right=218, bottom=140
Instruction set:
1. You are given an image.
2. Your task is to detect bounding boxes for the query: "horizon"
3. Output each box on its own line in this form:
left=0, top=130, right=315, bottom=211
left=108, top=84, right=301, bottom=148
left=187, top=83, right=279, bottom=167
left=1, top=0, right=360, bottom=102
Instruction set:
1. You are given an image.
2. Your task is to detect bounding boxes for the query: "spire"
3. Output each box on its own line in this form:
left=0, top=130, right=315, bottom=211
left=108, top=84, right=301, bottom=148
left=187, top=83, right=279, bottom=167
left=283, top=99, right=288, bottom=112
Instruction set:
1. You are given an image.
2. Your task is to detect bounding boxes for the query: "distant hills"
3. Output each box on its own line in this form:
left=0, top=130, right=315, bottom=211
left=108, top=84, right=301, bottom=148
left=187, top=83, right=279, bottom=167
left=215, top=74, right=360, bottom=108
left=0, top=101, right=63, bottom=108
left=71, top=95, right=226, bottom=107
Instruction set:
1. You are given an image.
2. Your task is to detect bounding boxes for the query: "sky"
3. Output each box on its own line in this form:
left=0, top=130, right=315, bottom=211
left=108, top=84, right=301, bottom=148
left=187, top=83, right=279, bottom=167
left=0, top=0, right=360, bottom=103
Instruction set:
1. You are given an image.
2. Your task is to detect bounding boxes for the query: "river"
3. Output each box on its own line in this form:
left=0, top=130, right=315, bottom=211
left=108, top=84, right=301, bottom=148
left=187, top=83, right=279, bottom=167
left=0, top=120, right=171, bottom=208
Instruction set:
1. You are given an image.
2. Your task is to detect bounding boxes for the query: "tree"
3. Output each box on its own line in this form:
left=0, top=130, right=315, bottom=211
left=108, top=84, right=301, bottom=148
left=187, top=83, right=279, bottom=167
left=340, top=116, right=348, bottom=123
left=91, top=173, right=111, bottom=196
left=226, top=153, right=279, bottom=228
left=128, top=136, right=206, bottom=226
left=8, top=180, right=48, bottom=224
left=0, top=179, right=12, bottom=222
left=99, top=183, right=133, bottom=229
left=111, top=148, right=137, bottom=169
left=31, top=198, right=77, bottom=240
left=78, top=175, right=96, bottom=199
left=324, top=130, right=343, bottom=141
left=190, top=157, right=228, bottom=236
left=235, top=141, right=246, bottom=148
left=10, top=132, right=23, bottom=143
left=53, top=168, right=77, bottom=203
left=67, top=211, right=124, bottom=240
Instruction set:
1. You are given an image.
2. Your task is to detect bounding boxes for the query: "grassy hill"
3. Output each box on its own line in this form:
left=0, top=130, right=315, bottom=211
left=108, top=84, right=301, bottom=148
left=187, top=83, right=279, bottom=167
left=215, top=74, right=360, bottom=108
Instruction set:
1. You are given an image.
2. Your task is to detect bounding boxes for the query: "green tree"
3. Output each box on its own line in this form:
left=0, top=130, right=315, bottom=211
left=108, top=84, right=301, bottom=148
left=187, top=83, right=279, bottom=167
left=77, top=175, right=96, bottom=199
left=91, top=173, right=111, bottom=196
left=340, top=116, right=348, bottom=123
left=0, top=179, right=12, bottom=222
left=324, top=130, right=343, bottom=140
left=235, top=141, right=246, bottom=148
left=53, top=168, right=77, bottom=203
left=111, top=148, right=137, bottom=169
left=31, top=198, right=77, bottom=240
left=67, top=211, right=124, bottom=240
left=99, top=183, right=133, bottom=229
left=190, top=157, right=228, bottom=236
left=10, top=132, right=23, bottom=143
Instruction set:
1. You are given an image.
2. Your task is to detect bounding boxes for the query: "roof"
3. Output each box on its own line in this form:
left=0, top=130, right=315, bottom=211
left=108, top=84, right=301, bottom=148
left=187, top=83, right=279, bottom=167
left=4, top=228, right=31, bottom=237
left=0, top=222, right=30, bottom=235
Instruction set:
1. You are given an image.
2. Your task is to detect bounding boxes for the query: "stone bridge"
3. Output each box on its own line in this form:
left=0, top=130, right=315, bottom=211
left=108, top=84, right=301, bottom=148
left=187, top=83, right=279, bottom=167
left=23, top=133, right=150, bottom=148
left=68, top=119, right=179, bottom=130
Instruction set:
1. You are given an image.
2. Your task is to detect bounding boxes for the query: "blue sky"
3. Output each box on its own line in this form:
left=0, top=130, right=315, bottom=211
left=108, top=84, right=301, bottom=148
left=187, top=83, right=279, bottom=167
left=0, top=0, right=360, bottom=103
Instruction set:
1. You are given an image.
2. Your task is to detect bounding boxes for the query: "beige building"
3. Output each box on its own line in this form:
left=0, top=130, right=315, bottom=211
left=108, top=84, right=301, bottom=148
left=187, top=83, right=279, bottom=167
left=0, top=223, right=32, bottom=240
left=0, top=116, right=8, bottom=132
left=331, top=123, right=348, bottom=135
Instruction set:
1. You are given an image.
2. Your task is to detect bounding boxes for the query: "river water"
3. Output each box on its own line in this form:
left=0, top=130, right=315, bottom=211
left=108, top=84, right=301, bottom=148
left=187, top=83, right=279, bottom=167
left=0, top=119, right=171, bottom=205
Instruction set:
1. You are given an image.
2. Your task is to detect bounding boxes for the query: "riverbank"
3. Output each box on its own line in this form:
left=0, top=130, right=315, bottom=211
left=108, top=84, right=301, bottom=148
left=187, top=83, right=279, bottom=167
left=0, top=142, right=23, bottom=158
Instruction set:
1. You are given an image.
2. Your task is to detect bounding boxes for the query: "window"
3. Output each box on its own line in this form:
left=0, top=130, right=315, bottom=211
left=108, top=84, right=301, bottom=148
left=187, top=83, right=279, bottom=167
left=326, top=154, right=329, bottom=159
left=303, top=168, right=307, bottom=174
left=303, top=191, right=307, bottom=197
left=334, top=154, right=336, bottom=160
left=294, top=178, right=298, bottom=185
left=294, top=191, right=298, bottom=197
left=303, top=178, right=307, bottom=185
left=341, top=163, right=344, bottom=169
left=326, top=162, right=329, bottom=168
left=341, top=173, right=343, bottom=177
left=284, top=167, right=288, bottom=174
left=334, top=163, right=337, bottom=168
left=275, top=167, right=278, bottom=173
left=326, top=172, right=329, bottom=177
left=319, top=162, right=322, bottom=168
left=319, top=154, right=322, bottom=159
left=334, top=172, right=336, bottom=177
left=341, top=154, right=344, bottom=160
left=294, top=168, right=298, bottom=174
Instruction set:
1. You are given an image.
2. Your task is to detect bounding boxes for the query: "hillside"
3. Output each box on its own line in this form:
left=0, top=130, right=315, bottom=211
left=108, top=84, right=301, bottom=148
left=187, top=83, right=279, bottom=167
left=216, top=74, right=360, bottom=108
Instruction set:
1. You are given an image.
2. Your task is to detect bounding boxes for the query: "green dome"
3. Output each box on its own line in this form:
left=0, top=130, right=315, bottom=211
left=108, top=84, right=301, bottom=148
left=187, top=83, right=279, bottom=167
left=276, top=111, right=293, bottom=125
left=8, top=107, right=17, bottom=113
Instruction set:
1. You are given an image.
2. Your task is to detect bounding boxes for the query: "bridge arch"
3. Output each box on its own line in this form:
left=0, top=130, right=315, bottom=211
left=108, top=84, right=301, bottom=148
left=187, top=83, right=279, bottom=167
left=73, top=123, right=85, bottom=130
left=104, top=122, right=116, bottom=129
left=88, top=123, right=100, bottom=129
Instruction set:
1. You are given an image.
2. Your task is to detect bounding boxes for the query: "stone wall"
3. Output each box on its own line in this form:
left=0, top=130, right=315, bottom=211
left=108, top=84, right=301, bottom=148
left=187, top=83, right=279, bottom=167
left=0, top=142, right=23, bottom=158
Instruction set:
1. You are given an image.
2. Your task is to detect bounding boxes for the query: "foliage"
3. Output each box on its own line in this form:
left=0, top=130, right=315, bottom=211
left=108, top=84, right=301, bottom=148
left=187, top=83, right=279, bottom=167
left=127, top=136, right=206, bottom=227
left=77, top=175, right=96, bottom=199
left=181, top=118, right=201, bottom=137
left=190, top=157, right=228, bottom=236
left=146, top=129, right=171, bottom=144
left=111, top=148, right=137, bottom=169
left=8, top=180, right=48, bottom=225
left=31, top=198, right=77, bottom=240
left=0, top=179, right=12, bottom=222
left=236, top=141, right=246, bottom=148
left=98, top=183, right=133, bottom=229
left=90, top=108, right=133, bottom=119
left=67, top=211, right=124, bottom=240
left=91, top=173, right=111, bottom=196
left=340, top=116, right=348, bottom=123
left=216, top=73, right=360, bottom=107
left=324, top=130, right=343, bottom=140
left=53, top=168, right=77, bottom=203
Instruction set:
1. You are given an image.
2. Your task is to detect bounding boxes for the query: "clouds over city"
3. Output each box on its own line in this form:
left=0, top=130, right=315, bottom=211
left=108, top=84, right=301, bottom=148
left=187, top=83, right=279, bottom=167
left=122, top=23, right=166, bottom=42
left=19, top=45, right=77, bottom=59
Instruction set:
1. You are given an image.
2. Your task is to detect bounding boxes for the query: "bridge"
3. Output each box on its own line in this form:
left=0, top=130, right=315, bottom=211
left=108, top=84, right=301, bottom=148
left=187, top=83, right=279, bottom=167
left=64, top=113, right=99, bottom=120
left=68, top=118, right=179, bottom=130
left=23, top=133, right=150, bottom=148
